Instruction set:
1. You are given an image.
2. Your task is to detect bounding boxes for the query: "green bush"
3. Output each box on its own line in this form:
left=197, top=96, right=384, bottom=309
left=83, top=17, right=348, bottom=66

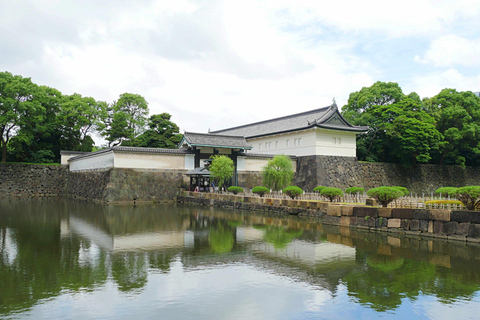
left=392, top=186, right=409, bottom=196
left=367, top=187, right=404, bottom=207
left=313, top=186, right=326, bottom=193
left=455, top=186, right=480, bottom=210
left=435, top=187, right=458, bottom=197
left=227, top=186, right=243, bottom=195
left=252, top=186, right=270, bottom=197
left=283, top=186, right=303, bottom=199
left=345, top=187, right=365, bottom=194
left=320, top=187, right=344, bottom=202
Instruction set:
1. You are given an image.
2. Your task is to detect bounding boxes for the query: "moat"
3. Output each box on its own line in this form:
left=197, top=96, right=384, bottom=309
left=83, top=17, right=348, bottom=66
left=1, top=199, right=480, bottom=319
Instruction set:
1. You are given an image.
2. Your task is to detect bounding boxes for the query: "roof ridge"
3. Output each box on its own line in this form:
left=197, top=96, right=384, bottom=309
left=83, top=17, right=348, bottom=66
left=185, top=131, right=246, bottom=139
left=211, top=105, right=332, bottom=133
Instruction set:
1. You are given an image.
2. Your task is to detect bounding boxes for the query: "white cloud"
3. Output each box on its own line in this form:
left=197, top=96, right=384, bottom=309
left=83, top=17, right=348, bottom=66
left=415, top=35, right=480, bottom=67
left=411, top=68, right=480, bottom=98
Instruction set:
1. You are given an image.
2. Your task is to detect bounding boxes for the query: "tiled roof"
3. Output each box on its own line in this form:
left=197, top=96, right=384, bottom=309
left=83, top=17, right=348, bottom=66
left=181, top=132, right=252, bottom=149
left=211, top=104, right=368, bottom=138
left=68, top=146, right=194, bottom=161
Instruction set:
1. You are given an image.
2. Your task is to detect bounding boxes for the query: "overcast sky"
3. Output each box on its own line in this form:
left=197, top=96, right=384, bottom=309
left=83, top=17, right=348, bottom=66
left=1, top=0, right=480, bottom=136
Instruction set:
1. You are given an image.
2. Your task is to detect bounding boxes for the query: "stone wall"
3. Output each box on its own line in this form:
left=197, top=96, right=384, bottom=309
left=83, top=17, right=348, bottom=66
left=295, top=155, right=480, bottom=193
left=238, top=171, right=263, bottom=189
left=67, top=168, right=187, bottom=203
left=0, top=163, right=67, bottom=198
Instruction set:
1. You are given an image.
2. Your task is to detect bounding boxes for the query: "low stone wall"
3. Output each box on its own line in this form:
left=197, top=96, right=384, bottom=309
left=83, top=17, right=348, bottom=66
left=178, top=191, right=480, bottom=243
left=0, top=163, right=67, bottom=198
left=67, top=168, right=187, bottom=203
left=295, top=155, right=480, bottom=193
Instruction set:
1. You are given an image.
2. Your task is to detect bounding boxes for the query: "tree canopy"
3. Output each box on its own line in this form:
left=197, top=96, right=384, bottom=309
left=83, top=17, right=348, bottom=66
left=262, top=155, right=294, bottom=191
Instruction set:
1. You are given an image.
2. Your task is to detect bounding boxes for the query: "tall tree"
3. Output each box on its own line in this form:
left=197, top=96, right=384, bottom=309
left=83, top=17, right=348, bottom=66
left=424, top=89, right=480, bottom=166
left=135, top=113, right=183, bottom=148
left=262, top=155, right=294, bottom=191
left=0, top=72, right=43, bottom=162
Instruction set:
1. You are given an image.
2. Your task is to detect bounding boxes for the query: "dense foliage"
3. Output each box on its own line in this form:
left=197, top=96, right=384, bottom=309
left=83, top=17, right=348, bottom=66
left=393, top=186, right=409, bottom=197
left=342, top=82, right=480, bottom=167
left=209, top=155, right=234, bottom=190
left=252, top=186, right=270, bottom=197
left=313, top=186, right=327, bottom=193
left=262, top=155, right=294, bottom=191
left=455, top=186, right=480, bottom=210
left=435, top=187, right=458, bottom=197
left=320, top=187, right=344, bottom=202
left=227, top=186, right=243, bottom=195
left=0, top=71, right=182, bottom=163
left=345, top=187, right=365, bottom=194
left=366, top=187, right=404, bottom=207
left=283, top=186, right=303, bottom=199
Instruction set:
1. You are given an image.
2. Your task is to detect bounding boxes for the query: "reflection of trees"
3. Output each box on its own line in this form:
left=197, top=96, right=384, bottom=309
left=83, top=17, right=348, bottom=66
left=111, top=252, right=148, bottom=292
left=344, top=252, right=480, bottom=312
left=254, top=225, right=303, bottom=249
left=209, top=222, right=235, bottom=254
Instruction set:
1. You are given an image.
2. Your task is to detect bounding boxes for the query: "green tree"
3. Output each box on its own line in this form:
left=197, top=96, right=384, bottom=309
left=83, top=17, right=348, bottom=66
left=209, top=155, right=235, bottom=190
left=135, top=113, right=183, bottom=148
left=0, top=72, right=44, bottom=162
left=262, top=155, right=294, bottom=191
left=424, top=89, right=480, bottom=166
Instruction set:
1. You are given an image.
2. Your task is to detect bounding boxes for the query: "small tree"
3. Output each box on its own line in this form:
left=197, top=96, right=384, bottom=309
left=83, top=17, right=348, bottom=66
left=313, top=186, right=326, bottom=193
left=209, top=155, right=234, bottom=190
left=367, top=187, right=403, bottom=207
left=455, top=186, right=480, bottom=210
left=345, top=187, right=365, bottom=194
left=262, top=155, right=294, bottom=191
left=283, top=186, right=303, bottom=199
left=252, top=186, right=270, bottom=197
left=435, top=187, right=458, bottom=198
left=228, top=186, right=243, bottom=195
left=320, top=187, right=343, bottom=202
left=393, top=186, right=409, bottom=197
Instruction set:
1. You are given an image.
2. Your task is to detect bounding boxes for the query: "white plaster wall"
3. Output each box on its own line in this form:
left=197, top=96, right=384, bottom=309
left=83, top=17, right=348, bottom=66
left=315, top=129, right=357, bottom=157
left=185, top=154, right=195, bottom=170
left=61, top=154, right=80, bottom=165
left=69, top=151, right=115, bottom=172
left=114, top=153, right=186, bottom=170
left=247, top=129, right=317, bottom=157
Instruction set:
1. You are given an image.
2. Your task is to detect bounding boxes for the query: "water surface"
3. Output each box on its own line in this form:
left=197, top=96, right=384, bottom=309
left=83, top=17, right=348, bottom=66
left=1, top=199, right=480, bottom=319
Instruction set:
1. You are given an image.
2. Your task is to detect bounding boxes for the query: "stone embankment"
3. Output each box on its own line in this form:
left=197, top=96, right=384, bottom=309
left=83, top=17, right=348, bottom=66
left=178, top=191, right=480, bottom=243
left=0, top=163, right=67, bottom=198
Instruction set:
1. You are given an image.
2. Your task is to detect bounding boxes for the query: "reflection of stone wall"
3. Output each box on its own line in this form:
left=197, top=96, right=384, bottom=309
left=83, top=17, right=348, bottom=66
left=67, top=168, right=187, bottom=203
left=295, top=155, right=480, bottom=193
left=0, top=163, right=67, bottom=198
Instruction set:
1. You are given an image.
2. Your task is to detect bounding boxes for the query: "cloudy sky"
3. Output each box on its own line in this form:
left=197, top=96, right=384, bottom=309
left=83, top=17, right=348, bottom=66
left=1, top=0, right=480, bottom=136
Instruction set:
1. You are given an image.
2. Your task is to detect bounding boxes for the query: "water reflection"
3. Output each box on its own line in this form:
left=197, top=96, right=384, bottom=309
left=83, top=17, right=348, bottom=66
left=1, top=199, right=480, bottom=319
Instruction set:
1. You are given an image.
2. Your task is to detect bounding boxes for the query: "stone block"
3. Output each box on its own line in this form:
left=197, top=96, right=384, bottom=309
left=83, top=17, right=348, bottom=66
left=410, top=219, right=420, bottom=231
left=378, top=208, right=392, bottom=218
left=451, top=210, right=480, bottom=224
left=341, top=206, right=354, bottom=216
left=365, top=198, right=378, bottom=206
left=375, top=217, right=388, bottom=228
left=419, top=220, right=429, bottom=232
left=428, top=221, right=434, bottom=233
left=444, top=221, right=458, bottom=235
left=433, top=221, right=445, bottom=235
left=429, top=209, right=450, bottom=221
left=327, top=205, right=342, bottom=216
left=340, top=216, right=351, bottom=227
left=299, top=201, right=309, bottom=209
left=322, top=215, right=341, bottom=226
left=353, top=207, right=378, bottom=218
left=392, top=208, right=414, bottom=219
left=447, top=235, right=466, bottom=242
left=317, top=202, right=329, bottom=213
left=456, top=222, right=471, bottom=236
left=400, top=219, right=410, bottom=230
left=413, top=209, right=429, bottom=220
left=387, top=218, right=401, bottom=228
left=468, top=224, right=480, bottom=238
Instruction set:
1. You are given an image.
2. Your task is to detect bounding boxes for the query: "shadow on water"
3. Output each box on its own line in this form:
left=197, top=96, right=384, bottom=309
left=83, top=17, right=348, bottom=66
left=1, top=199, right=480, bottom=316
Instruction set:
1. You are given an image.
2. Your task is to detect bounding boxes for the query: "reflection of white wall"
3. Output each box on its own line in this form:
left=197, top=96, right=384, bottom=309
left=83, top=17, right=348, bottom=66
left=251, top=240, right=355, bottom=265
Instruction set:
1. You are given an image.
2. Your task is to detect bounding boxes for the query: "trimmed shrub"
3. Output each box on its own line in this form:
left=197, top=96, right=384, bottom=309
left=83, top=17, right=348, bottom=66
left=455, top=186, right=480, bottom=210
left=345, top=187, right=365, bottom=194
left=252, top=186, right=270, bottom=197
left=313, top=186, right=326, bottom=193
left=392, top=186, right=409, bottom=196
left=228, top=186, right=243, bottom=195
left=283, top=186, right=303, bottom=199
left=435, top=187, right=458, bottom=197
left=367, top=187, right=404, bottom=207
left=320, top=187, right=343, bottom=202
